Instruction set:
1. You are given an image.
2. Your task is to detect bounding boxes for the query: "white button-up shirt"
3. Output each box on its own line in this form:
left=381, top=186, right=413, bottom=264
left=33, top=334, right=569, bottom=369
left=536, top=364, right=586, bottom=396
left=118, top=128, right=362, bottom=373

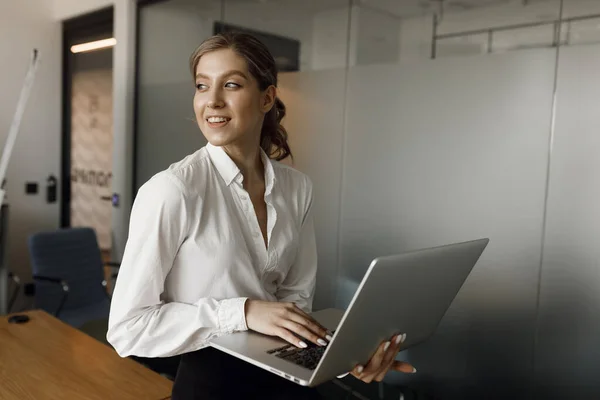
left=107, top=143, right=317, bottom=358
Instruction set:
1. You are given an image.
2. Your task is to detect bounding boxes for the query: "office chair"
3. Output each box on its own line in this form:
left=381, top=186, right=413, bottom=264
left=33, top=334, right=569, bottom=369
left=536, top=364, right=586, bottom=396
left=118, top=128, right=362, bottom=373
left=24, top=227, right=181, bottom=379
left=26, top=227, right=119, bottom=328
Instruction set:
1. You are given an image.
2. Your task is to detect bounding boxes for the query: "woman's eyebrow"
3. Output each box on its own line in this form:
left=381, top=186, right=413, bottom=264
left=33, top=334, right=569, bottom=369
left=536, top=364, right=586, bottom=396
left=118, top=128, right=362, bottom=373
left=195, top=70, right=249, bottom=80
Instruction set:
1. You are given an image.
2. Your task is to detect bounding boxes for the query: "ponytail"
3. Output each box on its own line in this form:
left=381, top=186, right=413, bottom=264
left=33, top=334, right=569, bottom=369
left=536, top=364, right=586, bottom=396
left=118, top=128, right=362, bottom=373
left=260, top=97, right=291, bottom=161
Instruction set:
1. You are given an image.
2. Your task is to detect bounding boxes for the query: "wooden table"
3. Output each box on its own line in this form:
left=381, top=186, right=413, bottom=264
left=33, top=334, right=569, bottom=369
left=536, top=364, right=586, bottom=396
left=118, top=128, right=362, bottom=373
left=0, top=310, right=173, bottom=400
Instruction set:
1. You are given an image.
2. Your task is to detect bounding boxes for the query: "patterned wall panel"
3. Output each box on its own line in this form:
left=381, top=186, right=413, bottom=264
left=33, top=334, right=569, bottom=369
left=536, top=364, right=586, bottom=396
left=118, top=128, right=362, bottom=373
left=70, top=68, right=113, bottom=250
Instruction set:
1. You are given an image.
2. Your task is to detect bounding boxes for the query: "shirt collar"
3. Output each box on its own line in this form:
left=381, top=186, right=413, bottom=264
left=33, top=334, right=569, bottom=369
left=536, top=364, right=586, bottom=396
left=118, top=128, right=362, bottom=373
left=206, top=142, right=276, bottom=194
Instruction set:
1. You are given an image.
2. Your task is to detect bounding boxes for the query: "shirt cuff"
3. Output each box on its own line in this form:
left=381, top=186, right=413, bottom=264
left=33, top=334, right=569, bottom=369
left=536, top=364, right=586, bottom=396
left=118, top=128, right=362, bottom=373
left=217, top=297, right=249, bottom=333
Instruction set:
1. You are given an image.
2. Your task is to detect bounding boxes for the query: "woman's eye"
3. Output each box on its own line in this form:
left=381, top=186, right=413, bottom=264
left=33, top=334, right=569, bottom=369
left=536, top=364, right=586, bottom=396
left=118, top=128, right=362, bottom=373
left=196, top=83, right=207, bottom=90
left=225, top=82, right=240, bottom=88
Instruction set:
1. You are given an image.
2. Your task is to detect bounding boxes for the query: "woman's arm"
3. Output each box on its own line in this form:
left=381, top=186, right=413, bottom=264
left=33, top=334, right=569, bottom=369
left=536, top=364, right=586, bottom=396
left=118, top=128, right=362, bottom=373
left=106, top=173, right=247, bottom=358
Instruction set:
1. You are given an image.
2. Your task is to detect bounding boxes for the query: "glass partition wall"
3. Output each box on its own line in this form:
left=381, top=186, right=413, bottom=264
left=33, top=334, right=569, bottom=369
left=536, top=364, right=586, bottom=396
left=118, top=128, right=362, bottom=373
left=135, top=1, right=600, bottom=398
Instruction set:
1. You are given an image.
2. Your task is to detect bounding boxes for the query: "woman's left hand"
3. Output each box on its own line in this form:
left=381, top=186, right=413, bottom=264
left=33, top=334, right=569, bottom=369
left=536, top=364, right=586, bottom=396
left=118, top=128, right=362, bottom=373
left=350, top=333, right=416, bottom=383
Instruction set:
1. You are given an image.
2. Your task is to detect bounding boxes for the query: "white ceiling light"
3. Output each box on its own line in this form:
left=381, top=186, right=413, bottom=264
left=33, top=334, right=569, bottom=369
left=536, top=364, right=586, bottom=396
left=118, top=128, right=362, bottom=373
left=70, top=38, right=116, bottom=54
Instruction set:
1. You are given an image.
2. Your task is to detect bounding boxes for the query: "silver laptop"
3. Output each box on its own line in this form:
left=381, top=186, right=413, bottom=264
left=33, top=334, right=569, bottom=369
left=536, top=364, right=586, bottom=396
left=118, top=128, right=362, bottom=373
left=210, top=238, right=489, bottom=387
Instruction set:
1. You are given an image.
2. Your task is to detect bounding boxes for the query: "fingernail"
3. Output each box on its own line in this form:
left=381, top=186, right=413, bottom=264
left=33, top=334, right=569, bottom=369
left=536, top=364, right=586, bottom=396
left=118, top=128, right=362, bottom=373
left=396, top=333, right=406, bottom=345
left=356, top=365, right=364, bottom=374
left=299, top=341, right=308, bottom=348
left=317, top=339, right=328, bottom=346
left=383, top=341, right=391, bottom=352
left=411, top=367, right=417, bottom=373
left=326, top=334, right=333, bottom=341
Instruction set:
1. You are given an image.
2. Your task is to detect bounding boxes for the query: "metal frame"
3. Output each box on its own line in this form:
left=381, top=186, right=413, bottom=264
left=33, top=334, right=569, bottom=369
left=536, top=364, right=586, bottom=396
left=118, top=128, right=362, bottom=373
left=431, top=12, right=600, bottom=59
left=30, top=275, right=70, bottom=317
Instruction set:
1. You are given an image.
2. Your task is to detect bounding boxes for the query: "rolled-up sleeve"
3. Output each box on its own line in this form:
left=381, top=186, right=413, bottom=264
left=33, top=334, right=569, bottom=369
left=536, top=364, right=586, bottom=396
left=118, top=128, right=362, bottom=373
left=106, top=173, right=248, bottom=358
left=275, top=178, right=317, bottom=313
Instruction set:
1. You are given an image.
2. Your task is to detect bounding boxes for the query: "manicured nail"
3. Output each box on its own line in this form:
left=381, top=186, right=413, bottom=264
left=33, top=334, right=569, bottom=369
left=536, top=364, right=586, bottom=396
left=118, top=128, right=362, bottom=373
left=356, top=365, right=364, bottom=374
left=317, top=339, right=328, bottom=346
left=383, top=341, right=391, bottom=352
left=402, top=333, right=407, bottom=342
left=299, top=341, right=308, bottom=348
left=326, top=334, right=333, bottom=341
left=395, top=334, right=403, bottom=345
left=411, top=367, right=417, bottom=373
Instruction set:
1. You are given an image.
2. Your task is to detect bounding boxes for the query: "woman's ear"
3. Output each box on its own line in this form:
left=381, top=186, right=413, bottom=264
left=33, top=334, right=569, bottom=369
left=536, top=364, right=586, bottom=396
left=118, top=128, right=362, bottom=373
left=262, top=85, right=277, bottom=113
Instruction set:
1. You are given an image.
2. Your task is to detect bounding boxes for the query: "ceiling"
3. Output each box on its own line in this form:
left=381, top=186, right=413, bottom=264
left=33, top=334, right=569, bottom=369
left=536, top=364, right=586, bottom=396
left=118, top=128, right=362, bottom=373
left=203, top=0, right=563, bottom=21
left=224, top=0, right=555, bottom=19
left=358, top=0, right=516, bottom=18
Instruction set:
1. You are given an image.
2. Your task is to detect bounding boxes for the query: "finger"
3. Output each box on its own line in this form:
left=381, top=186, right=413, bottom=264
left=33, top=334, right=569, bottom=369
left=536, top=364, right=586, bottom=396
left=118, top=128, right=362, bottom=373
left=389, top=360, right=417, bottom=374
left=288, top=305, right=329, bottom=338
left=282, top=305, right=329, bottom=341
left=373, top=334, right=405, bottom=381
left=276, top=327, right=310, bottom=349
left=292, top=306, right=327, bottom=331
left=374, top=360, right=415, bottom=382
left=350, top=364, right=365, bottom=379
left=393, top=333, right=406, bottom=350
left=359, top=340, right=391, bottom=383
left=387, top=333, right=405, bottom=356
left=374, top=351, right=399, bottom=382
left=279, top=319, right=328, bottom=347
left=373, top=360, right=393, bottom=382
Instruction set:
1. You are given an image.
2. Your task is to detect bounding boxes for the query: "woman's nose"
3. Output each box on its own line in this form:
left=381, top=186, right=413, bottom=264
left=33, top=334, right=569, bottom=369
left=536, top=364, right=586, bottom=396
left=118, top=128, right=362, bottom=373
left=207, top=90, right=225, bottom=109
left=207, top=99, right=225, bottom=108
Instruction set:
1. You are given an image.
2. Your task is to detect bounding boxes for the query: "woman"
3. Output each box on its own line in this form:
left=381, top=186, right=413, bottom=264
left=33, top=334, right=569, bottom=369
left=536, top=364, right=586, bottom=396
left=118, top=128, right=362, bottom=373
left=107, top=32, right=415, bottom=399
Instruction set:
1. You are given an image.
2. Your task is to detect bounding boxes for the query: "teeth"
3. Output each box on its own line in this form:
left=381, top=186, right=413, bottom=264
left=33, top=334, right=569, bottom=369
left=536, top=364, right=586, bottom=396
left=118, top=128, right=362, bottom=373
left=208, top=117, right=228, bottom=123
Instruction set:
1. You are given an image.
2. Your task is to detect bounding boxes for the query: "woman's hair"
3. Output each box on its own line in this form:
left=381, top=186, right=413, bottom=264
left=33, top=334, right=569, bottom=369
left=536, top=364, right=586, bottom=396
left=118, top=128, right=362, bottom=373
left=189, top=32, right=292, bottom=161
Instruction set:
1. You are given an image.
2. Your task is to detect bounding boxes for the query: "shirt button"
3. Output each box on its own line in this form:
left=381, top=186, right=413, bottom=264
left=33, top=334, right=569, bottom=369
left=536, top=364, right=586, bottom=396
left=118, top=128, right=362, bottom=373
left=240, top=195, right=248, bottom=201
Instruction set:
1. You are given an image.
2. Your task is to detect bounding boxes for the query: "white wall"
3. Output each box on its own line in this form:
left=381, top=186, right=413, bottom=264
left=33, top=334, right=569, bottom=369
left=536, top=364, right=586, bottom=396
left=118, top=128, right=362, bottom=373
left=311, top=6, right=353, bottom=69
left=311, top=4, right=401, bottom=68
left=354, top=6, right=401, bottom=65
left=0, top=1, right=61, bottom=303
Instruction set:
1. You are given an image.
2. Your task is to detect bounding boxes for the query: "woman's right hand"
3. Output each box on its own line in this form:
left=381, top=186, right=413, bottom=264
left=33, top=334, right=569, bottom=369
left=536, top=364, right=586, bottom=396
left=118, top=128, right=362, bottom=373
left=244, top=300, right=331, bottom=348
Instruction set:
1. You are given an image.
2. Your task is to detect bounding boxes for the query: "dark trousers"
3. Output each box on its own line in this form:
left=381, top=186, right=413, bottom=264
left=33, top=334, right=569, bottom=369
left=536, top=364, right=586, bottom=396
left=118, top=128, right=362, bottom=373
left=171, top=347, right=323, bottom=400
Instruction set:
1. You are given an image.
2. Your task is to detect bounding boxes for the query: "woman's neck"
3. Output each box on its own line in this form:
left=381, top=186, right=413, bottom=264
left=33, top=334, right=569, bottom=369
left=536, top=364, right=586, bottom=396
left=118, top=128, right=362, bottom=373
left=223, top=142, right=264, bottom=185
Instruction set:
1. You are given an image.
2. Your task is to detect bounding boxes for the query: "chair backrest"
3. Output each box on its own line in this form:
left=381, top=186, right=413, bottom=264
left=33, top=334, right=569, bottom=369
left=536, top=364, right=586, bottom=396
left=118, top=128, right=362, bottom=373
left=28, top=227, right=107, bottom=312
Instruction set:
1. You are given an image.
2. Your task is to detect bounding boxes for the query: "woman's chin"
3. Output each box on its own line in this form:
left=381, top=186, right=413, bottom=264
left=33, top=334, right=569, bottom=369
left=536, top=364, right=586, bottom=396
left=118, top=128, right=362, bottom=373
left=203, top=130, right=250, bottom=149
left=203, top=134, right=235, bottom=147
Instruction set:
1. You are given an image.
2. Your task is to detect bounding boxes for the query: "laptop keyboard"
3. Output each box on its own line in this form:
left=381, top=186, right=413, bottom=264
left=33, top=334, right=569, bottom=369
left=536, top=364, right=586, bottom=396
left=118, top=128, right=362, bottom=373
left=267, top=343, right=326, bottom=370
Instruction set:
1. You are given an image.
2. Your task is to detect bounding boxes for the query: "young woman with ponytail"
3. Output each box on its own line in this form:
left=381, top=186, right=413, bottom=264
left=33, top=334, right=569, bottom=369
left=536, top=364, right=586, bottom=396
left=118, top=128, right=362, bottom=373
left=107, top=32, right=411, bottom=399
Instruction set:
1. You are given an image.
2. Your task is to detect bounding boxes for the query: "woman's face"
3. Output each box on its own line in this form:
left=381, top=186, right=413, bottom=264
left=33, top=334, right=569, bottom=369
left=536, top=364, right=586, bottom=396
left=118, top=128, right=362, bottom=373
left=193, top=48, right=274, bottom=149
